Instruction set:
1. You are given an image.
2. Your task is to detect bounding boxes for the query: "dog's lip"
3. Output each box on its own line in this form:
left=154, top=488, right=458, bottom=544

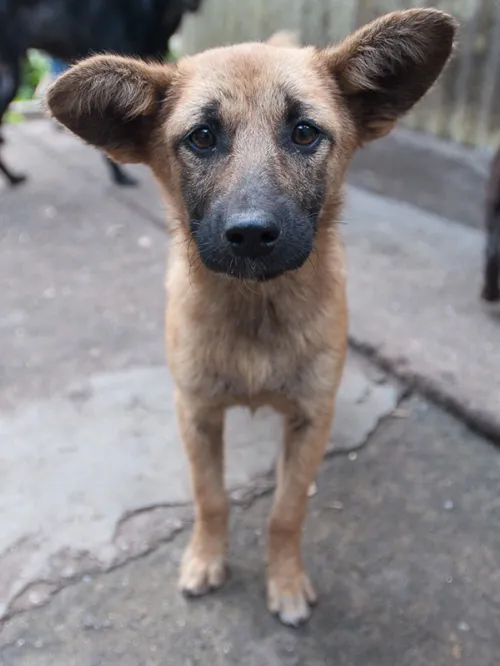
left=234, top=267, right=285, bottom=282
left=209, top=261, right=286, bottom=282
left=200, top=252, right=311, bottom=282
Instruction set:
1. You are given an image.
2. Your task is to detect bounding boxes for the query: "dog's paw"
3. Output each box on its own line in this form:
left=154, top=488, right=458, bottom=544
left=179, top=548, right=226, bottom=597
left=267, top=571, right=317, bottom=627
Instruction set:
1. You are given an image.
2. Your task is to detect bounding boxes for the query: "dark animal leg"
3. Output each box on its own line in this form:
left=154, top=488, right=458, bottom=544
left=0, top=55, right=27, bottom=185
left=482, top=208, right=500, bottom=302
left=0, top=155, right=27, bottom=185
left=105, top=156, right=138, bottom=187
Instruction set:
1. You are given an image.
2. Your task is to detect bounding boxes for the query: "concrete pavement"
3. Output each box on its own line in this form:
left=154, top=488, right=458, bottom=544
left=0, top=354, right=401, bottom=620
left=1, top=120, right=499, bottom=663
left=348, top=127, right=492, bottom=231
left=344, top=186, right=500, bottom=440
left=2, top=396, right=499, bottom=666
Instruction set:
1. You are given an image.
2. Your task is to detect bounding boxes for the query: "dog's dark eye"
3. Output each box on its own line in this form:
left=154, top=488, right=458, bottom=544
left=292, top=122, right=320, bottom=147
left=188, top=126, right=216, bottom=152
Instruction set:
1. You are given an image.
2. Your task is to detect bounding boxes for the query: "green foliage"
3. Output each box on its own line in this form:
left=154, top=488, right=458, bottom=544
left=14, top=46, right=175, bottom=102
left=15, top=49, right=50, bottom=101
left=4, top=110, right=25, bottom=124
left=165, top=48, right=179, bottom=63
left=9, top=46, right=176, bottom=114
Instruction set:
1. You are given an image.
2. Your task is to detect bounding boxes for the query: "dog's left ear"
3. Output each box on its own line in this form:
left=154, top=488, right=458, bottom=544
left=46, top=55, right=174, bottom=163
left=324, top=9, right=458, bottom=143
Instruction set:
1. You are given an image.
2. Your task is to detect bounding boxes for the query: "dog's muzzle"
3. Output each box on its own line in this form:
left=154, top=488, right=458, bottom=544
left=192, top=192, right=316, bottom=281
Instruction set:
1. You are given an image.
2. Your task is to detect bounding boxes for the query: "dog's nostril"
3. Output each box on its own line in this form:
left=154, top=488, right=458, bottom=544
left=261, top=228, right=279, bottom=245
left=224, top=215, right=281, bottom=258
left=226, top=230, right=246, bottom=246
left=225, top=225, right=279, bottom=247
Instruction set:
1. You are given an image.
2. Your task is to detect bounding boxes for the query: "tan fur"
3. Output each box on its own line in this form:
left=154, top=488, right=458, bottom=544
left=46, top=9, right=457, bottom=626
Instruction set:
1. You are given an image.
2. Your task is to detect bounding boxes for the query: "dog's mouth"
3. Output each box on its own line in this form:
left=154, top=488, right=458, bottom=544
left=202, top=255, right=303, bottom=282
left=193, top=232, right=313, bottom=282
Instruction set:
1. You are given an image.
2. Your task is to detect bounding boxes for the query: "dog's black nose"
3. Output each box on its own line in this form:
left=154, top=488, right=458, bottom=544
left=224, top=214, right=280, bottom=259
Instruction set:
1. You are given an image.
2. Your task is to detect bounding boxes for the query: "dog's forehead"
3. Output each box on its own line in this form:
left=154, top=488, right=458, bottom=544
left=169, top=43, right=340, bottom=132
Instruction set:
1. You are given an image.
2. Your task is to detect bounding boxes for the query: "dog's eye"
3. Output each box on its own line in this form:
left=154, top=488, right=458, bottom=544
left=292, top=122, right=320, bottom=148
left=188, top=126, right=216, bottom=152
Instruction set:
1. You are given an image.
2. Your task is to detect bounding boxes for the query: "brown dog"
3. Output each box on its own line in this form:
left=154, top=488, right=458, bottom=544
left=46, top=9, right=457, bottom=626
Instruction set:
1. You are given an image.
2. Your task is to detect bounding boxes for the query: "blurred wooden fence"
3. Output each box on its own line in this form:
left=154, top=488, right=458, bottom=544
left=178, top=0, right=500, bottom=148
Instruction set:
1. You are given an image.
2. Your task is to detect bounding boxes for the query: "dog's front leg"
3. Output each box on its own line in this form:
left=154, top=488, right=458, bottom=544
left=267, top=402, right=334, bottom=626
left=175, top=391, right=228, bottom=596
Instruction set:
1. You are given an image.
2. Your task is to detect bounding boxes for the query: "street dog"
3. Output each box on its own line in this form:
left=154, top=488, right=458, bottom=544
left=47, top=9, right=457, bottom=626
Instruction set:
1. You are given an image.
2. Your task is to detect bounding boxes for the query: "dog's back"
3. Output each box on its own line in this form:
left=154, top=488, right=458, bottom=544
left=1, top=0, right=201, bottom=62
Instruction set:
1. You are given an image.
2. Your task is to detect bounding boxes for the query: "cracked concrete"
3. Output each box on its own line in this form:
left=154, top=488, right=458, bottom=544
left=1, top=396, right=499, bottom=666
left=343, top=187, right=500, bottom=441
left=0, top=352, right=402, bottom=620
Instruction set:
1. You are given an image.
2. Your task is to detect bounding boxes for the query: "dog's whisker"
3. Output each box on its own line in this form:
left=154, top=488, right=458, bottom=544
left=242, top=278, right=260, bottom=297
left=234, top=278, right=248, bottom=300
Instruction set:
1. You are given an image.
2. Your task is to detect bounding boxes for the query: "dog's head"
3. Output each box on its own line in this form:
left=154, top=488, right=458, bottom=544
left=47, top=9, right=457, bottom=281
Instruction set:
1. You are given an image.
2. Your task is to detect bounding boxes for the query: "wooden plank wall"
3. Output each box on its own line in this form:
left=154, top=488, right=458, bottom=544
left=179, top=0, right=500, bottom=148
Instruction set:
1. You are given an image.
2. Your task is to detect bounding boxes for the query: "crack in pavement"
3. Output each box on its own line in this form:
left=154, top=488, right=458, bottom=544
left=349, top=334, right=500, bottom=446
left=0, top=383, right=407, bottom=628
left=2, top=516, right=187, bottom=628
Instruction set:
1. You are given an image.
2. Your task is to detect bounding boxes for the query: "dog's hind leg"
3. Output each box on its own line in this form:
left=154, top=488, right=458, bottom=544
left=175, top=393, right=228, bottom=597
left=104, top=156, right=138, bottom=187
left=482, top=207, right=500, bottom=301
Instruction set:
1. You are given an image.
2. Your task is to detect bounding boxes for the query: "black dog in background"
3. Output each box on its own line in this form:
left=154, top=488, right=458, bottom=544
left=0, top=0, right=201, bottom=187
left=483, top=145, right=500, bottom=302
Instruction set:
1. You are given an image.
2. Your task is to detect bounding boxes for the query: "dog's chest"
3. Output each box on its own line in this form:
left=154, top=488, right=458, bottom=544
left=172, top=297, right=316, bottom=401
left=195, top=343, right=300, bottom=402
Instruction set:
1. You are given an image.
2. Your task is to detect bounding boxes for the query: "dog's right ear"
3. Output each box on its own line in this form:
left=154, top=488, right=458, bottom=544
left=46, top=55, right=174, bottom=163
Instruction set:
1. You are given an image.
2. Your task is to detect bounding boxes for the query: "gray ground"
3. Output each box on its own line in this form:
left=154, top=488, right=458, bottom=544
left=2, top=395, right=500, bottom=666
left=348, top=128, right=492, bottom=231
left=1, top=120, right=499, bottom=664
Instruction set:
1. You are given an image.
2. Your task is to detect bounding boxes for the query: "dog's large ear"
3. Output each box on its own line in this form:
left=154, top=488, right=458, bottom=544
left=46, top=55, right=174, bottom=163
left=324, top=9, right=458, bottom=143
